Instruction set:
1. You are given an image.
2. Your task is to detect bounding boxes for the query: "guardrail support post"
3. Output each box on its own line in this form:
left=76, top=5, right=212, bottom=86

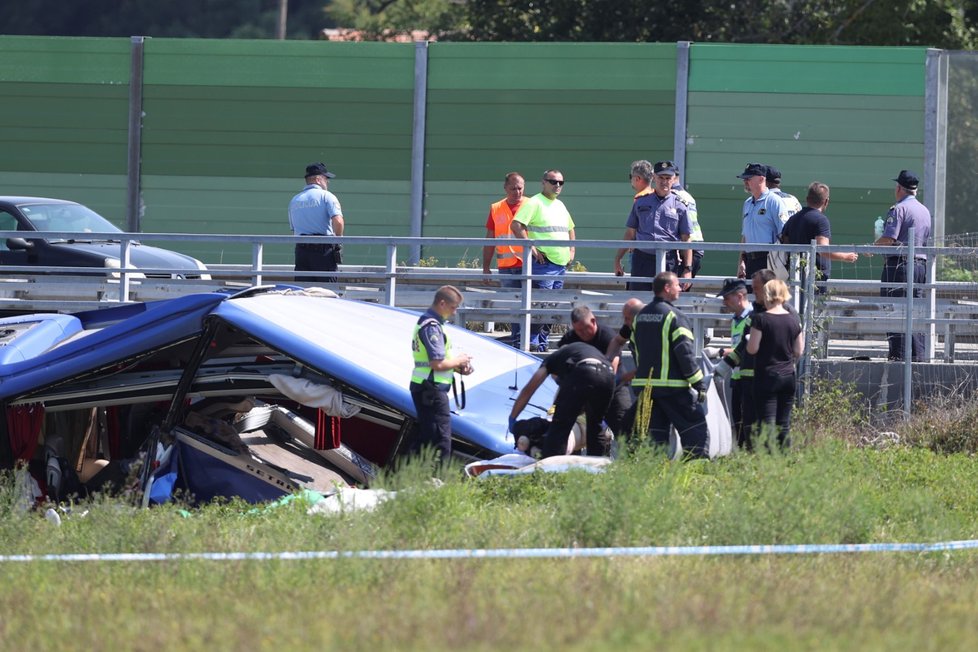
left=119, top=238, right=133, bottom=302
left=903, top=228, right=915, bottom=419
left=126, top=36, right=145, bottom=233
left=252, top=242, right=264, bottom=286
left=385, top=244, right=397, bottom=306
left=521, top=257, right=533, bottom=351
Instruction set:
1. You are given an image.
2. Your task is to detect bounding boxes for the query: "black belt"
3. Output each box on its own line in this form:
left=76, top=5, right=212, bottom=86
left=576, top=357, right=613, bottom=371
left=297, top=242, right=339, bottom=251
left=886, top=256, right=927, bottom=263
left=743, top=251, right=767, bottom=260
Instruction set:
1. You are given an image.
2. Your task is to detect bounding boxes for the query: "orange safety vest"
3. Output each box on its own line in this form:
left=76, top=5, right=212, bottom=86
left=489, top=198, right=525, bottom=269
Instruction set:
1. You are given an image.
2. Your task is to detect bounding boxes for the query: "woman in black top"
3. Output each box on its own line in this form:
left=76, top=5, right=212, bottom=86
left=745, top=279, right=803, bottom=448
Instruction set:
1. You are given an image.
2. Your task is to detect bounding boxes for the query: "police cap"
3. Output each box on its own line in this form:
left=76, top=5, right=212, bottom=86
left=893, top=169, right=919, bottom=190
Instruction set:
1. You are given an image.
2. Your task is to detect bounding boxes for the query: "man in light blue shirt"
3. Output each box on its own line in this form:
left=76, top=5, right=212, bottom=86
left=736, top=162, right=787, bottom=279
left=288, top=162, right=345, bottom=283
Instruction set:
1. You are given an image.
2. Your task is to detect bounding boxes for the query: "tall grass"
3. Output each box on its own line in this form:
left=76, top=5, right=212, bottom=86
left=5, top=387, right=978, bottom=649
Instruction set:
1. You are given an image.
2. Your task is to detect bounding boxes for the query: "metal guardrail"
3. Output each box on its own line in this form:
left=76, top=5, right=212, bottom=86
left=4, top=229, right=978, bottom=419
left=3, top=230, right=977, bottom=355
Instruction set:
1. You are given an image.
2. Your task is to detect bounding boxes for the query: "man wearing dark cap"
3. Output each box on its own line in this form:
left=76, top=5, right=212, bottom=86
left=710, top=278, right=753, bottom=448
left=874, top=169, right=932, bottom=361
left=736, top=162, right=788, bottom=280
left=288, top=162, right=345, bottom=283
left=614, top=160, right=694, bottom=292
left=765, top=166, right=802, bottom=221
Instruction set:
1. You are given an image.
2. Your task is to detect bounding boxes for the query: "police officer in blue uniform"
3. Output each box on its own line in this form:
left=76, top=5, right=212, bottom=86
left=288, top=162, right=345, bottom=283
left=874, top=170, right=932, bottom=362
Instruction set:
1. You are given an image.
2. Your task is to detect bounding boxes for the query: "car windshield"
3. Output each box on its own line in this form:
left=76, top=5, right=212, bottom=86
left=20, top=203, right=122, bottom=241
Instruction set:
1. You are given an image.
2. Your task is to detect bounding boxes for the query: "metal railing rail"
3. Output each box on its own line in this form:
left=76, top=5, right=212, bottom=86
left=3, top=230, right=978, bottom=416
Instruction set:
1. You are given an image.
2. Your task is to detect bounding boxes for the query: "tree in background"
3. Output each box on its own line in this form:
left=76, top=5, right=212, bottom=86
left=2, top=0, right=976, bottom=48
left=325, top=0, right=468, bottom=39
left=0, top=0, right=332, bottom=40
left=460, top=0, right=978, bottom=47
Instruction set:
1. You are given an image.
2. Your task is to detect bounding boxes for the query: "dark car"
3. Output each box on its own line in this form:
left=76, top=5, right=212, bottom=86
left=0, top=196, right=209, bottom=279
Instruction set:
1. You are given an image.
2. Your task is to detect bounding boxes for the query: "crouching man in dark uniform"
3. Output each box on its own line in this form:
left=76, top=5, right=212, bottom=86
left=632, top=271, right=709, bottom=458
left=409, top=285, right=473, bottom=462
left=509, top=341, right=616, bottom=457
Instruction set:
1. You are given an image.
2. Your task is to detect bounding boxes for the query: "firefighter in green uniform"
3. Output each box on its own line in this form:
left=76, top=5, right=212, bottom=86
left=631, top=271, right=709, bottom=457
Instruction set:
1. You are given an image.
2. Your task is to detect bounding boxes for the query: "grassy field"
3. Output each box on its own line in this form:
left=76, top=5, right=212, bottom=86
left=4, top=393, right=978, bottom=650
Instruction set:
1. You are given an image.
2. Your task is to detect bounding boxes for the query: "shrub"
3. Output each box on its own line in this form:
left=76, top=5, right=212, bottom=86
left=792, top=377, right=872, bottom=446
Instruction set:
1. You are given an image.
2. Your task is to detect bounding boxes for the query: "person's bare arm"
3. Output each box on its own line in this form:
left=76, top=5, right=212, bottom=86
left=331, top=215, right=344, bottom=237
left=482, top=227, right=495, bottom=275
left=737, top=234, right=747, bottom=278
left=816, top=235, right=857, bottom=263
left=509, top=365, right=549, bottom=420
left=746, top=329, right=761, bottom=355
left=793, top=330, right=804, bottom=359
left=511, top=221, right=542, bottom=263
left=614, top=228, right=637, bottom=276
left=430, top=352, right=472, bottom=374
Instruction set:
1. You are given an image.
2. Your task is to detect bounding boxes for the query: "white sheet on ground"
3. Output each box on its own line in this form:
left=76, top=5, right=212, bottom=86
left=465, top=453, right=612, bottom=478
left=307, top=486, right=395, bottom=515
left=668, top=355, right=733, bottom=459
left=268, top=374, right=361, bottom=418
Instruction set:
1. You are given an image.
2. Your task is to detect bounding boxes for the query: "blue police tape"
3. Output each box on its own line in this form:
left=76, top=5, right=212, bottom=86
left=3, top=539, right=978, bottom=563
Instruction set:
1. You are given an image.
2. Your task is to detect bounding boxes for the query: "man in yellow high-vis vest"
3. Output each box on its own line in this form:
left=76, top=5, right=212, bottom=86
left=511, top=169, right=576, bottom=352
left=409, top=285, right=473, bottom=463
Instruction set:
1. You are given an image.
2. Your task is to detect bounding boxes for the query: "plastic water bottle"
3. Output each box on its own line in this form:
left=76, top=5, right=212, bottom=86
left=874, top=216, right=884, bottom=240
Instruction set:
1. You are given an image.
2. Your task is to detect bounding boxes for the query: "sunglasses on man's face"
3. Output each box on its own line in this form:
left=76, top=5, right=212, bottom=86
left=544, top=178, right=564, bottom=186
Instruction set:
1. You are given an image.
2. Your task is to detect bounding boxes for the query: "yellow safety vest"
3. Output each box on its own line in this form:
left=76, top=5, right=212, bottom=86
left=513, top=194, right=574, bottom=266
left=411, top=317, right=453, bottom=385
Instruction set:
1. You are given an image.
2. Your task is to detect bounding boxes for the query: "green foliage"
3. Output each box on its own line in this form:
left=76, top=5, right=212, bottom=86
left=413, top=255, right=439, bottom=267
left=326, top=0, right=469, bottom=39
left=937, top=256, right=978, bottom=282
left=0, top=0, right=332, bottom=39
left=567, top=260, right=588, bottom=272
left=8, top=0, right=977, bottom=49
left=460, top=0, right=978, bottom=47
left=455, top=257, right=481, bottom=269
left=793, top=376, right=871, bottom=445
left=900, top=390, right=978, bottom=454
left=7, top=436, right=978, bottom=648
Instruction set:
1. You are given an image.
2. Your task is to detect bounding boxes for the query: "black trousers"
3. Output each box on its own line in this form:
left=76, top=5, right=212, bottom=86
left=642, top=386, right=709, bottom=459
left=743, top=252, right=769, bottom=279
left=627, top=249, right=681, bottom=292
left=752, top=370, right=795, bottom=448
left=881, top=257, right=926, bottom=361
left=409, top=381, right=452, bottom=462
left=295, top=243, right=339, bottom=283
left=542, top=364, right=615, bottom=458
left=731, top=377, right=754, bottom=450
left=603, top=383, right=636, bottom=440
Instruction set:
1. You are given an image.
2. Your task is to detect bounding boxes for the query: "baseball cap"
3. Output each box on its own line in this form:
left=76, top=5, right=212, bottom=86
left=737, top=163, right=767, bottom=179
left=305, top=162, right=336, bottom=179
left=893, top=169, right=919, bottom=190
left=765, top=165, right=782, bottom=183
left=715, top=278, right=748, bottom=298
left=653, top=160, right=678, bottom=176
